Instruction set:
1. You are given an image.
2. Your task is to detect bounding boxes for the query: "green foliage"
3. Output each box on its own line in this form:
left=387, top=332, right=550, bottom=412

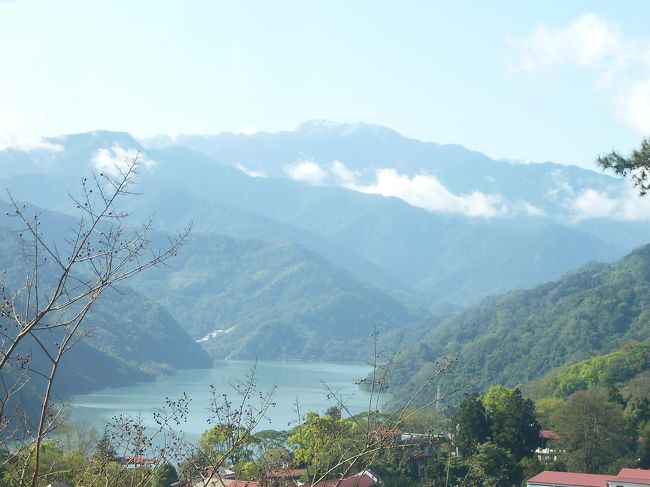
left=551, top=388, right=633, bottom=473
left=199, top=424, right=255, bottom=465
left=454, top=387, right=540, bottom=463
left=638, top=424, right=650, bottom=468
left=625, top=394, right=650, bottom=429
left=538, top=341, right=650, bottom=398
left=482, top=385, right=513, bottom=416
left=424, top=443, right=523, bottom=487
left=453, top=395, right=490, bottom=457
left=400, top=408, right=448, bottom=435
left=518, top=457, right=544, bottom=487
left=150, top=463, right=178, bottom=487
left=288, top=411, right=361, bottom=480
left=252, top=429, right=290, bottom=453
left=534, top=397, right=564, bottom=427
left=599, top=138, right=650, bottom=196
left=425, top=453, right=470, bottom=487
left=467, top=442, right=521, bottom=487
left=486, top=388, right=540, bottom=462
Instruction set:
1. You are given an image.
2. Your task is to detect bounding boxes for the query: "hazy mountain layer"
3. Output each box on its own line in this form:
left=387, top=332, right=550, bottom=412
left=0, top=128, right=633, bottom=306
left=163, top=120, right=628, bottom=221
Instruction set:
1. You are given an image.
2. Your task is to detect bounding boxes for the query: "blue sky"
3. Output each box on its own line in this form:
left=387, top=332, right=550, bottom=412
left=1, top=1, right=649, bottom=169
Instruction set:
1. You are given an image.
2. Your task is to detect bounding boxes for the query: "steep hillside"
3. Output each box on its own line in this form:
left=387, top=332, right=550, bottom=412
left=387, top=244, right=650, bottom=406
left=0, top=222, right=211, bottom=402
left=131, top=232, right=420, bottom=360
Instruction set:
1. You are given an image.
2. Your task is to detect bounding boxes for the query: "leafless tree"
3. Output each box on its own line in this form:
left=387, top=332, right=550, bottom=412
left=0, top=154, right=190, bottom=487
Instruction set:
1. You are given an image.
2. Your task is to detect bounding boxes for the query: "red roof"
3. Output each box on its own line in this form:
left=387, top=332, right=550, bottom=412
left=309, top=471, right=379, bottom=487
left=540, top=429, right=560, bottom=440
left=612, top=468, right=650, bottom=484
left=225, top=481, right=260, bottom=487
left=267, top=468, right=306, bottom=479
left=527, top=471, right=613, bottom=487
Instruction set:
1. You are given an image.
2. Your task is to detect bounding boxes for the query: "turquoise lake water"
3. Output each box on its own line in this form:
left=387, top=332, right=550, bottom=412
left=71, top=361, right=377, bottom=440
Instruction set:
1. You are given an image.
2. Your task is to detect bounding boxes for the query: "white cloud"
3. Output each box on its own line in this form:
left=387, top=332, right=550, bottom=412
left=92, top=145, right=156, bottom=177
left=617, top=77, right=650, bottom=134
left=330, top=160, right=360, bottom=184
left=346, top=168, right=511, bottom=218
left=235, top=162, right=266, bottom=178
left=510, top=13, right=650, bottom=135
left=520, top=201, right=547, bottom=217
left=284, top=159, right=329, bottom=185
left=511, top=14, right=624, bottom=73
left=570, top=187, right=650, bottom=221
left=546, top=169, right=576, bottom=202
left=285, top=160, right=545, bottom=219
left=0, top=135, right=63, bottom=152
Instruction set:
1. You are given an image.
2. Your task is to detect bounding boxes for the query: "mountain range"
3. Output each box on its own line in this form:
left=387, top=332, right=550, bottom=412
left=1, top=120, right=650, bottom=403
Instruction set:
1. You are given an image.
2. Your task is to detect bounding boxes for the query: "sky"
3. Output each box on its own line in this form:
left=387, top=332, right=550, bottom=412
left=1, top=1, right=650, bottom=169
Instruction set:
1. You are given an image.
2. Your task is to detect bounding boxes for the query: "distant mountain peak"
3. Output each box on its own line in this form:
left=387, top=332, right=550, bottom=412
left=55, top=130, right=141, bottom=150
left=294, top=119, right=401, bottom=139
left=296, top=119, right=340, bottom=130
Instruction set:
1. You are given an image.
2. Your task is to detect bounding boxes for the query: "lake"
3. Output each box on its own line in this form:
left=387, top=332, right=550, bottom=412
left=71, top=360, right=378, bottom=440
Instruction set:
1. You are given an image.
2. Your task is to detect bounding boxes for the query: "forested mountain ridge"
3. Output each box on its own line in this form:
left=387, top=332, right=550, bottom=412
left=387, top=243, right=650, bottom=406
left=130, top=232, right=420, bottom=360
left=0, top=127, right=631, bottom=306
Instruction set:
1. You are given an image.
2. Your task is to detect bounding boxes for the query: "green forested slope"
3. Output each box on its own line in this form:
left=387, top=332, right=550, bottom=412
left=388, top=244, right=650, bottom=406
left=131, top=232, right=420, bottom=360
left=525, top=340, right=650, bottom=399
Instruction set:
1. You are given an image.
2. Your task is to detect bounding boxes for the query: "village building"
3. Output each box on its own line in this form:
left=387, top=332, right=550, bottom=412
left=528, top=467, right=650, bottom=487
left=263, top=467, right=306, bottom=487
left=308, top=470, right=380, bottom=487
left=536, top=429, right=561, bottom=464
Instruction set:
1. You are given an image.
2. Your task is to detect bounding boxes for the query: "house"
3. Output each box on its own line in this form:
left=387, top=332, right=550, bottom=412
left=190, top=467, right=240, bottom=487
left=263, top=467, right=306, bottom=486
left=191, top=479, right=260, bottom=487
left=527, top=471, right=614, bottom=487
left=308, top=470, right=381, bottom=487
left=207, top=467, right=237, bottom=480
left=536, top=429, right=560, bottom=464
left=373, top=428, right=444, bottom=474
left=610, top=468, right=650, bottom=486
left=527, top=468, right=650, bottom=487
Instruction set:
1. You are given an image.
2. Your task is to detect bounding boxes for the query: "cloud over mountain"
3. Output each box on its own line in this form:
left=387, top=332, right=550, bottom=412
left=92, top=144, right=156, bottom=176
